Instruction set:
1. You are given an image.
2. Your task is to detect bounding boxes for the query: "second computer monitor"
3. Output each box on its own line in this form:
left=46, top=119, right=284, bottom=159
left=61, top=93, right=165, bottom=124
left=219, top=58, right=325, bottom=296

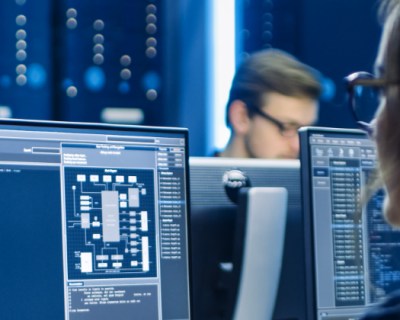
left=300, top=126, right=400, bottom=320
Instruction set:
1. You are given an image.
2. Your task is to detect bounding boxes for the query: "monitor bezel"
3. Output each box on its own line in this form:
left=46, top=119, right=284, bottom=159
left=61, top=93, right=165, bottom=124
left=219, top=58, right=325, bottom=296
left=0, top=117, right=188, bottom=136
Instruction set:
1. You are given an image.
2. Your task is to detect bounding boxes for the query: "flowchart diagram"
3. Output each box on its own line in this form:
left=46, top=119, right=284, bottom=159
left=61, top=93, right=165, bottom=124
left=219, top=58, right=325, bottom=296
left=63, top=167, right=157, bottom=279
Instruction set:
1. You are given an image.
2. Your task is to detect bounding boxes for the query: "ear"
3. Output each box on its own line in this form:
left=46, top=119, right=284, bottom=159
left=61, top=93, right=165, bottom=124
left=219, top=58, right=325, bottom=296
left=228, top=100, right=251, bottom=135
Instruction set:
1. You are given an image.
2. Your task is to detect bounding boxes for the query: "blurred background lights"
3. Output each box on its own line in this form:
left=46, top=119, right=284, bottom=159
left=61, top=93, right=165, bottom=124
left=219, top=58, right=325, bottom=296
left=211, top=0, right=236, bottom=150
left=93, top=44, right=104, bottom=54
left=16, top=74, right=27, bottom=86
left=93, top=34, right=104, bottom=44
left=93, top=53, right=104, bottom=65
left=16, top=29, right=27, bottom=40
left=66, top=18, right=78, bottom=29
left=16, top=15, right=27, bottom=26
left=146, top=23, right=157, bottom=35
left=120, top=68, right=131, bottom=80
left=145, top=47, right=157, bottom=58
left=142, top=71, right=160, bottom=91
left=146, top=89, right=157, bottom=101
left=93, top=19, right=105, bottom=31
left=16, top=64, right=27, bottom=74
left=16, top=40, right=27, bottom=50
left=146, top=37, right=157, bottom=47
left=0, top=106, right=12, bottom=118
left=118, top=81, right=130, bottom=94
left=120, top=55, right=131, bottom=66
left=0, top=76, right=11, bottom=88
left=320, top=77, right=336, bottom=102
left=66, top=86, right=78, bottom=98
left=146, top=14, right=157, bottom=24
left=84, top=66, right=106, bottom=91
left=66, top=8, right=77, bottom=18
left=27, top=63, right=47, bottom=88
left=16, top=49, right=27, bottom=61
left=146, top=4, right=157, bottom=14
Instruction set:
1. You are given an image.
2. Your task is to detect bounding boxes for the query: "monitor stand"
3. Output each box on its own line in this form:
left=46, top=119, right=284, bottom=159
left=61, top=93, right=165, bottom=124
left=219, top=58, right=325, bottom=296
left=229, top=187, right=288, bottom=320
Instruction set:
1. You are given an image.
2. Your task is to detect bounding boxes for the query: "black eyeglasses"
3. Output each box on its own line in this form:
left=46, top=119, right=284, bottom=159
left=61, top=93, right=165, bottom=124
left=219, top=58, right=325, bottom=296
left=247, top=104, right=302, bottom=138
left=344, top=71, right=386, bottom=135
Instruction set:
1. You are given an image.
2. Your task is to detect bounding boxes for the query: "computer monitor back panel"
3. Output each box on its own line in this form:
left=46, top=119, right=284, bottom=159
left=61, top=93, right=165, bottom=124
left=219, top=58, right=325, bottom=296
left=0, top=119, right=191, bottom=320
left=189, top=157, right=307, bottom=320
left=300, top=127, right=400, bottom=320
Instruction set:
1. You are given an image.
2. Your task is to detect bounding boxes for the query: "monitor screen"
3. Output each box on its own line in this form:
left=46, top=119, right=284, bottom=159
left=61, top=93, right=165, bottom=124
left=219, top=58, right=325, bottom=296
left=0, top=119, right=191, bottom=320
left=300, top=127, right=400, bottom=320
left=189, top=157, right=307, bottom=320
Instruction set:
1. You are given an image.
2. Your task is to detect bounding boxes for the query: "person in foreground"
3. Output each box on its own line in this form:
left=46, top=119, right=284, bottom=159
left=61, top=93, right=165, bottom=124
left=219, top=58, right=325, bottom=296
left=218, top=48, right=321, bottom=159
left=354, top=0, right=400, bottom=318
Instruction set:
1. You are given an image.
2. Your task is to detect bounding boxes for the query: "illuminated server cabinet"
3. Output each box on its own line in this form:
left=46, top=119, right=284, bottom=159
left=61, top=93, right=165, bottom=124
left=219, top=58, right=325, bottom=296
left=53, top=1, right=164, bottom=125
left=0, top=1, right=165, bottom=125
left=0, top=0, right=53, bottom=119
left=240, top=0, right=301, bottom=54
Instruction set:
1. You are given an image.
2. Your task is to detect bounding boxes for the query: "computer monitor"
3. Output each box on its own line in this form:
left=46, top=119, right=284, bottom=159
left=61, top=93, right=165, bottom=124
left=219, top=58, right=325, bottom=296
left=300, top=126, right=400, bottom=320
left=0, top=118, right=192, bottom=319
left=189, top=157, right=307, bottom=320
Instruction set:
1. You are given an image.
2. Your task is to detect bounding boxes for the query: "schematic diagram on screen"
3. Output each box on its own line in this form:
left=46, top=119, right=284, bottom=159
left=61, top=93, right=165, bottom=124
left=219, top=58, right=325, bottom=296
left=63, top=167, right=157, bottom=279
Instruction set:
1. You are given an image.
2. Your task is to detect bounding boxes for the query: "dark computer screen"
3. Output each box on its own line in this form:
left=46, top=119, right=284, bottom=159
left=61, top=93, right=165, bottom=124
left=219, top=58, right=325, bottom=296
left=189, top=157, right=307, bottom=320
left=0, top=119, right=191, bottom=320
left=300, top=127, right=400, bottom=320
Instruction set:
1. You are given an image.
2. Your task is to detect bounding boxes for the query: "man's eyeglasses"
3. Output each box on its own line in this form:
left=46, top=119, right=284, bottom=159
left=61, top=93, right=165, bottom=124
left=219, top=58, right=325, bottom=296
left=247, top=104, right=302, bottom=138
left=344, top=71, right=386, bottom=135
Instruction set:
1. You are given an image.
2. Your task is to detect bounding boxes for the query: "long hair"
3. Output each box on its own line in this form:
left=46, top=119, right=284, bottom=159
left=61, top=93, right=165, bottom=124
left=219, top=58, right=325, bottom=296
left=378, top=0, right=400, bottom=182
left=361, top=0, right=400, bottom=196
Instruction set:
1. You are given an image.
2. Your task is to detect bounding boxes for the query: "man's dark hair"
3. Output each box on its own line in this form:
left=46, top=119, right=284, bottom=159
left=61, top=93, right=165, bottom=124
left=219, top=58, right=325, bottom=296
left=226, top=49, right=322, bottom=127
